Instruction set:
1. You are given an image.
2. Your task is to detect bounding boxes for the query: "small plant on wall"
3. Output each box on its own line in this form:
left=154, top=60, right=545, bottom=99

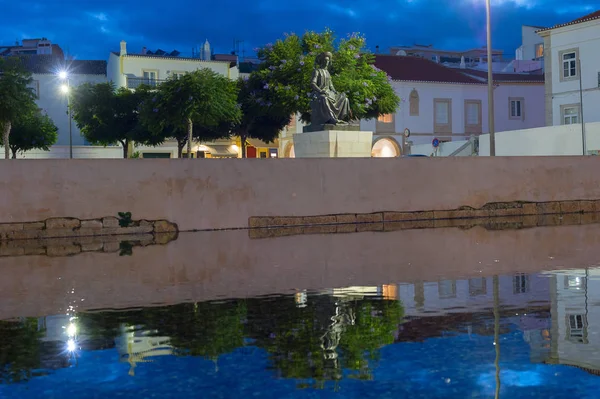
left=117, top=212, right=132, bottom=227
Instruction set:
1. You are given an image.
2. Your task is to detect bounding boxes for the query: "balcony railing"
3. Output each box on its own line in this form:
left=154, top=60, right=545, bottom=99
left=126, top=77, right=166, bottom=89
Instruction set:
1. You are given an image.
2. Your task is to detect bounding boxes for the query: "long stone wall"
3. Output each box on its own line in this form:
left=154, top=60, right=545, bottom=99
left=0, top=216, right=177, bottom=241
left=2, top=158, right=600, bottom=231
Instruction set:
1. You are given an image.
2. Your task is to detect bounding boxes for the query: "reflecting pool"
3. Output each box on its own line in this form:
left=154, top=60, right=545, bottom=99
left=1, top=222, right=600, bottom=398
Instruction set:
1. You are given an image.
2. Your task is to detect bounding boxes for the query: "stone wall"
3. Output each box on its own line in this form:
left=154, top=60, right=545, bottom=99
left=249, top=202, right=599, bottom=238
left=0, top=216, right=177, bottom=242
left=3, top=158, right=600, bottom=231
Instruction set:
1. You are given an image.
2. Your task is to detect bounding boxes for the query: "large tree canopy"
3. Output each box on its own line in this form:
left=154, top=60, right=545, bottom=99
left=70, top=82, right=153, bottom=158
left=0, top=57, right=37, bottom=159
left=139, top=68, right=241, bottom=158
left=0, top=110, right=58, bottom=159
left=252, top=29, right=400, bottom=124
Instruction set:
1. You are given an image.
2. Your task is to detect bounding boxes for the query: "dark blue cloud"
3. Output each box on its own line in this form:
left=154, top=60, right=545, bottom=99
left=0, top=0, right=597, bottom=61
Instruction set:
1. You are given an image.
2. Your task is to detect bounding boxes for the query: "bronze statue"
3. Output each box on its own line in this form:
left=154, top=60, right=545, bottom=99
left=309, top=51, right=351, bottom=126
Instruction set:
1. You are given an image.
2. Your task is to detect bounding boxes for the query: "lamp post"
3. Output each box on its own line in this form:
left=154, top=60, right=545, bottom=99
left=486, top=0, right=496, bottom=156
left=59, top=71, right=73, bottom=159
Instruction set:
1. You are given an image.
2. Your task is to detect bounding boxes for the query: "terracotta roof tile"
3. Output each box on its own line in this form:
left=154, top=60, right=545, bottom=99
left=537, top=9, right=600, bottom=32
left=461, top=68, right=544, bottom=83
left=373, top=55, right=484, bottom=84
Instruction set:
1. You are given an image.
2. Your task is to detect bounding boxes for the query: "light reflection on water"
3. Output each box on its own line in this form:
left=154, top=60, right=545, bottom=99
left=0, top=270, right=599, bottom=398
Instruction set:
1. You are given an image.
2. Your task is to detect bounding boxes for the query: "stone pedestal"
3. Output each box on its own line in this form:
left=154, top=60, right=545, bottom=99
left=292, top=130, right=373, bottom=158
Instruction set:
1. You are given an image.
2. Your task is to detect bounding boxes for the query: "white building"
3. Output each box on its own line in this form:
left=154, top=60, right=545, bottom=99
left=541, top=268, right=600, bottom=375
left=537, top=10, right=600, bottom=127
left=510, top=25, right=546, bottom=73
left=20, top=55, right=108, bottom=146
left=106, top=40, right=239, bottom=91
left=398, top=274, right=549, bottom=318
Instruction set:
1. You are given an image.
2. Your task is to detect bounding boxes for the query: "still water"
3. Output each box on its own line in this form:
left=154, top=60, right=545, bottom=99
left=1, top=224, right=600, bottom=398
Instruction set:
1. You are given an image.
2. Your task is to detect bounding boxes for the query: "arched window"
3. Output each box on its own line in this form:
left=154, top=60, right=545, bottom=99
left=409, top=89, right=419, bottom=116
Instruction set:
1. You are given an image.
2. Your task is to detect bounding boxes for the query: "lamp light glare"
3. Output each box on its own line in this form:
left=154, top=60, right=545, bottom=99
left=67, top=338, right=76, bottom=352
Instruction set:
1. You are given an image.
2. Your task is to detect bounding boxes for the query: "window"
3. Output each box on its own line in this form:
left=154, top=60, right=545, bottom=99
left=469, top=278, right=487, bottom=296
left=435, top=101, right=449, bottom=124
left=438, top=280, right=456, bottom=299
left=513, top=274, right=530, bottom=294
left=535, top=43, right=544, bottom=59
left=559, top=49, right=578, bottom=81
left=376, top=113, right=394, bottom=133
left=143, top=70, right=158, bottom=86
left=466, top=103, right=479, bottom=125
left=378, top=114, right=393, bottom=123
left=409, top=89, right=419, bottom=116
left=171, top=71, right=185, bottom=79
left=509, top=97, right=524, bottom=120
left=561, top=104, right=580, bottom=125
left=567, top=314, right=587, bottom=343
left=464, top=100, right=481, bottom=133
left=564, top=275, right=585, bottom=289
left=434, top=98, right=452, bottom=134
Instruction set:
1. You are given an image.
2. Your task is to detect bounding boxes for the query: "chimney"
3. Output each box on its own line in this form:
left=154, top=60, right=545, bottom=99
left=120, top=40, right=127, bottom=56
left=375, top=45, right=380, bottom=54
left=460, top=55, right=466, bottom=69
left=141, top=46, right=147, bottom=55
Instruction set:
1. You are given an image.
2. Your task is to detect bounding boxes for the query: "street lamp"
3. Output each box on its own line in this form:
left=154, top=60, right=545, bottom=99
left=486, top=0, right=496, bottom=156
left=58, top=71, right=73, bottom=159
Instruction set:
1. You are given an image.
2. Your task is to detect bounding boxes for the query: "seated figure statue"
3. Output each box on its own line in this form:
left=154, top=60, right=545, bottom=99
left=309, top=51, right=351, bottom=126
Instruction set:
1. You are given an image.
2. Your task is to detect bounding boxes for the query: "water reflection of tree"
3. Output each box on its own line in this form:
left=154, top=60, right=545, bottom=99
left=0, top=318, right=43, bottom=384
left=245, top=295, right=404, bottom=389
left=79, top=301, right=247, bottom=360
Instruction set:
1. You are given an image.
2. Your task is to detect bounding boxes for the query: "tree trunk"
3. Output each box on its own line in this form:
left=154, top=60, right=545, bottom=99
left=240, top=132, right=247, bottom=159
left=2, top=121, right=11, bottom=160
left=121, top=140, right=128, bottom=159
left=11, top=148, right=16, bottom=159
left=187, top=118, right=193, bottom=159
left=177, top=140, right=184, bottom=158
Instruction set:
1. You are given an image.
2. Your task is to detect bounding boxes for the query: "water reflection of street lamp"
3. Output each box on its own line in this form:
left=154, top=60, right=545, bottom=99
left=58, top=71, right=73, bottom=159
left=493, top=275, right=501, bottom=399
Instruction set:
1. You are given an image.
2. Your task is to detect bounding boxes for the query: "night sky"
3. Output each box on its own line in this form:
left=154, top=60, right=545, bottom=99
left=0, top=0, right=597, bottom=61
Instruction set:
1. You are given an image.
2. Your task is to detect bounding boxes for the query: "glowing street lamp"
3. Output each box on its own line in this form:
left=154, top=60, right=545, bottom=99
left=58, top=71, right=73, bottom=158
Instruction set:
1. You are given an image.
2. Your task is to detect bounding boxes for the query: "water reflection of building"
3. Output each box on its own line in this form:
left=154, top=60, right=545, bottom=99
left=115, top=324, right=173, bottom=376
left=398, top=274, right=550, bottom=317
left=543, top=269, right=600, bottom=375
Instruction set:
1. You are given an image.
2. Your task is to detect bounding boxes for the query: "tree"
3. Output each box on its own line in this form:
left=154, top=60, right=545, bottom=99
left=139, top=69, right=241, bottom=158
left=70, top=83, right=153, bottom=158
left=0, top=110, right=58, bottom=158
left=245, top=294, right=404, bottom=389
left=0, top=57, right=38, bottom=159
left=0, top=318, right=44, bottom=384
left=233, top=77, right=291, bottom=158
left=251, top=29, right=400, bottom=125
